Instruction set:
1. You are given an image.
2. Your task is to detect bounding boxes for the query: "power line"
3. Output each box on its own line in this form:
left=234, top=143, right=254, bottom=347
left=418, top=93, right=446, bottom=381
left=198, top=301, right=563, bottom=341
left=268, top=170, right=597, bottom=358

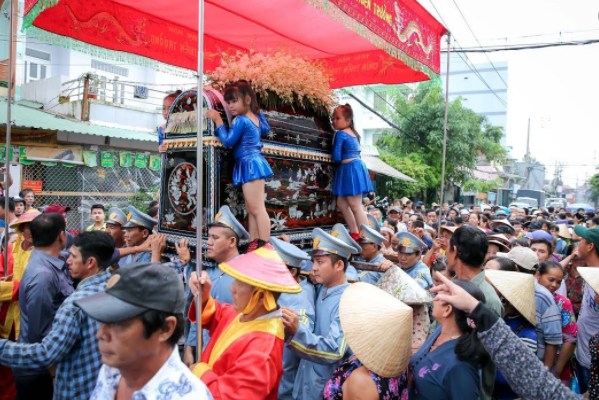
left=341, top=90, right=406, bottom=137
left=446, top=38, right=599, bottom=53
left=426, top=0, right=507, bottom=107
left=449, top=0, right=507, bottom=88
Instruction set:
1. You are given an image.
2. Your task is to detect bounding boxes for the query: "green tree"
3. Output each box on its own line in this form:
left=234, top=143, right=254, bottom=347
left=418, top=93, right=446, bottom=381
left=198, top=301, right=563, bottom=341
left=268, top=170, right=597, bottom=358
left=377, top=82, right=506, bottom=202
left=588, top=170, right=599, bottom=205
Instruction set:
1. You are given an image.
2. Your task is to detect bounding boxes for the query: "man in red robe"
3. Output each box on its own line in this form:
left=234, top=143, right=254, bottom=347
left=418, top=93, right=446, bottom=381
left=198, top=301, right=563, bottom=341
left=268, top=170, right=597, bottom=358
left=188, top=244, right=301, bottom=399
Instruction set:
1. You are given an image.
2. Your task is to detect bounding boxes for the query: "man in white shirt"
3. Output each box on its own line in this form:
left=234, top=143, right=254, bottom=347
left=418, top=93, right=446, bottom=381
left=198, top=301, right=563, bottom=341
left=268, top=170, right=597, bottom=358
left=76, top=262, right=212, bottom=400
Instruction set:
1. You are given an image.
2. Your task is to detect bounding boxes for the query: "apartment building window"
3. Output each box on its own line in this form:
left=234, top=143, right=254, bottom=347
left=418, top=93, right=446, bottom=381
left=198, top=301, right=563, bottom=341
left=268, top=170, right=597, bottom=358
left=24, top=47, right=51, bottom=83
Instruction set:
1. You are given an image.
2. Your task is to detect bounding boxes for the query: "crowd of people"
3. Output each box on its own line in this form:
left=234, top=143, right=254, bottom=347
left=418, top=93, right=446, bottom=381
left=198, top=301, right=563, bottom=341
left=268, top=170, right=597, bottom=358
left=0, top=188, right=597, bottom=400
left=0, top=82, right=597, bottom=399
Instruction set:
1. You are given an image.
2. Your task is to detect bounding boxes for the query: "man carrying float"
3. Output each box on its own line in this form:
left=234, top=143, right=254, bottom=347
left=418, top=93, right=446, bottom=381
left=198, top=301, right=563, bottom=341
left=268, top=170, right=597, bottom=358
left=188, top=244, right=300, bottom=399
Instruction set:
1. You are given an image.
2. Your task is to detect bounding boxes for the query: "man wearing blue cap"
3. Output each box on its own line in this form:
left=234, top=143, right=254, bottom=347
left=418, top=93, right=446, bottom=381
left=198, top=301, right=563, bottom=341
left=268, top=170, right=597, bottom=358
left=105, top=207, right=127, bottom=249
left=119, top=206, right=156, bottom=267
left=396, top=231, right=433, bottom=290
left=355, top=223, right=394, bottom=285
left=282, top=228, right=354, bottom=399
left=270, top=236, right=315, bottom=400
left=184, top=205, right=249, bottom=364
left=330, top=223, right=362, bottom=281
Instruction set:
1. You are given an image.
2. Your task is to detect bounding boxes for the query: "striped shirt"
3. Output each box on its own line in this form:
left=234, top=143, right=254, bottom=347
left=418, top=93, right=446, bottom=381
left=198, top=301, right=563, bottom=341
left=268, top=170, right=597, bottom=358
left=534, top=281, right=563, bottom=360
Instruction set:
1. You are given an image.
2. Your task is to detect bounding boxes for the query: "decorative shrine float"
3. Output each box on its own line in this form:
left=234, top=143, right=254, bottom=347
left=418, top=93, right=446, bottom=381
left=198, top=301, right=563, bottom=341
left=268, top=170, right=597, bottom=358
left=159, top=52, right=340, bottom=247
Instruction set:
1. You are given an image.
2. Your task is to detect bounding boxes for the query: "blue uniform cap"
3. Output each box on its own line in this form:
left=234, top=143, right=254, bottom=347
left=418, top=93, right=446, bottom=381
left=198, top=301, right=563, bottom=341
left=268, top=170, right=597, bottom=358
left=211, top=205, right=249, bottom=241
left=396, top=232, right=427, bottom=254
left=106, top=207, right=127, bottom=226
left=367, top=213, right=381, bottom=232
left=330, top=223, right=361, bottom=254
left=311, top=228, right=354, bottom=260
left=269, top=236, right=310, bottom=268
left=358, top=223, right=386, bottom=246
left=123, top=206, right=156, bottom=231
left=299, top=259, right=313, bottom=275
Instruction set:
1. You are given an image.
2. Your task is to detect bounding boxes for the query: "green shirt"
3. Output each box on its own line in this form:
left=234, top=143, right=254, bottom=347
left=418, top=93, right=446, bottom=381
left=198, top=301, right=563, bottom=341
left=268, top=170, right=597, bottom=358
left=471, top=270, right=504, bottom=317
left=471, top=269, right=504, bottom=400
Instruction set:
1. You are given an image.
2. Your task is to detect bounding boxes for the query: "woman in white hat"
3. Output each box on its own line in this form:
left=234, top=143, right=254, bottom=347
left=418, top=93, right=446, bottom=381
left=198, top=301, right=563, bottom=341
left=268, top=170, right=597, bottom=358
left=409, top=279, right=488, bottom=399
left=484, top=269, right=538, bottom=399
left=555, top=224, right=571, bottom=259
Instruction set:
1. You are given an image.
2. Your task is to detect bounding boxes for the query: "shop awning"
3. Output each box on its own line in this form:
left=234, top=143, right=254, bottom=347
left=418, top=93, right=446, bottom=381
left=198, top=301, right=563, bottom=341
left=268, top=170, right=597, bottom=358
left=363, top=155, right=416, bottom=182
left=24, top=0, right=447, bottom=88
left=0, top=97, right=156, bottom=142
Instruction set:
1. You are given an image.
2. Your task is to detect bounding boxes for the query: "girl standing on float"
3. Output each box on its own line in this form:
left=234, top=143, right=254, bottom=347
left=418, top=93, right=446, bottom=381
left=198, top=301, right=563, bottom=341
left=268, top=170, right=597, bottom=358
left=206, top=81, right=272, bottom=248
left=331, top=104, right=373, bottom=240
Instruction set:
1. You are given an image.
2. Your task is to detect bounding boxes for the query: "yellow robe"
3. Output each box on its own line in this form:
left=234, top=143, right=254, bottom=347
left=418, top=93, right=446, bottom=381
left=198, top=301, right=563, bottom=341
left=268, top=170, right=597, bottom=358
left=0, top=234, right=33, bottom=339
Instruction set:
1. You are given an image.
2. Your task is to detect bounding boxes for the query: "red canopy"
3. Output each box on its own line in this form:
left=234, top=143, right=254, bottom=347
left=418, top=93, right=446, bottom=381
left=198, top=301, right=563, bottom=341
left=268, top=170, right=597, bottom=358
left=24, top=0, right=446, bottom=88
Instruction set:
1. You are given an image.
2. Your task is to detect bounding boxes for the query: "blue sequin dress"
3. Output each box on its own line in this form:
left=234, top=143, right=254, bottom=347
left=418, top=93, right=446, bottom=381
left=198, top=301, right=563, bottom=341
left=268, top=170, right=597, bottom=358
left=215, top=113, right=273, bottom=186
left=331, top=131, right=373, bottom=196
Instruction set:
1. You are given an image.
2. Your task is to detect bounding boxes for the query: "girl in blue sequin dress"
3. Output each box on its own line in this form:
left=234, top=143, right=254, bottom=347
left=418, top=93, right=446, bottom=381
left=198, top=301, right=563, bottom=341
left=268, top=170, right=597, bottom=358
left=206, top=81, right=273, bottom=244
left=331, top=104, right=373, bottom=240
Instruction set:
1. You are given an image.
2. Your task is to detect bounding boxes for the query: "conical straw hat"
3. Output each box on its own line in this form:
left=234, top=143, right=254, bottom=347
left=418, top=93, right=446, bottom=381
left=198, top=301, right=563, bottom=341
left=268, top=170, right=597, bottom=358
left=578, top=267, right=599, bottom=295
left=219, top=244, right=301, bottom=293
left=340, top=282, right=412, bottom=377
left=557, top=224, right=571, bottom=239
left=484, top=269, right=536, bottom=325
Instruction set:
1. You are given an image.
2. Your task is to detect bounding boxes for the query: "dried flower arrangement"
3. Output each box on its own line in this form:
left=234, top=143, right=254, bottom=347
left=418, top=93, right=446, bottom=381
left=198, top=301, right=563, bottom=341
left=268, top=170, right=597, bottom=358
left=208, top=51, right=336, bottom=116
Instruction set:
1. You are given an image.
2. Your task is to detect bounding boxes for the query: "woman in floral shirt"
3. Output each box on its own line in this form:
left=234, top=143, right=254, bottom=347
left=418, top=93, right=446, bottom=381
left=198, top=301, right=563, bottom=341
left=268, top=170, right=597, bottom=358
left=536, top=261, right=577, bottom=383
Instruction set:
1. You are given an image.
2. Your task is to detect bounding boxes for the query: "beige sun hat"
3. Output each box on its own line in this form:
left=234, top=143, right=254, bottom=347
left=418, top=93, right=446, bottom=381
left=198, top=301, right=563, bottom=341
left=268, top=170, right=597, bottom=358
left=487, top=233, right=511, bottom=252
left=340, top=282, right=412, bottom=377
left=578, top=267, right=599, bottom=295
left=484, top=269, right=536, bottom=325
left=557, top=224, right=571, bottom=239
left=440, top=225, right=457, bottom=234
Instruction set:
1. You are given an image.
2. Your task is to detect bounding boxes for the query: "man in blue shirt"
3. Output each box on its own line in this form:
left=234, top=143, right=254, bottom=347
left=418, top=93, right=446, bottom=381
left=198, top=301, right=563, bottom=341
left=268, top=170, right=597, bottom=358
left=184, top=205, right=249, bottom=363
left=282, top=228, right=355, bottom=399
left=396, top=231, right=433, bottom=290
left=119, top=205, right=155, bottom=267
left=0, top=231, right=115, bottom=400
left=15, top=213, right=73, bottom=400
left=355, top=223, right=392, bottom=284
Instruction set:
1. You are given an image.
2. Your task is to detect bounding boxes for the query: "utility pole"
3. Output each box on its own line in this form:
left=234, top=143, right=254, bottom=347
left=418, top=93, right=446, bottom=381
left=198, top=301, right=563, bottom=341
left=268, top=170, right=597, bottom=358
left=81, top=74, right=90, bottom=121
left=524, top=118, right=531, bottom=189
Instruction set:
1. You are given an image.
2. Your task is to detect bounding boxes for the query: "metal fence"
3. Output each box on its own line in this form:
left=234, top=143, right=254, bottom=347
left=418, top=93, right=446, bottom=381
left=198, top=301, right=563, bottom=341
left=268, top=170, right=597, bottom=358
left=23, top=153, right=161, bottom=232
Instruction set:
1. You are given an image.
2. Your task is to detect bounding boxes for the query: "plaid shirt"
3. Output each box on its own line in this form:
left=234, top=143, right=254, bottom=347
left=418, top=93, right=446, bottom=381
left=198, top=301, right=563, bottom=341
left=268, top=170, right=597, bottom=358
left=0, top=270, right=110, bottom=400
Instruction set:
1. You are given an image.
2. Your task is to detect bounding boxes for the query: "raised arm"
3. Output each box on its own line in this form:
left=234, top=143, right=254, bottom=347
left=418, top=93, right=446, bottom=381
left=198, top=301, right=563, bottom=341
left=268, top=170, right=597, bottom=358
left=215, top=117, right=246, bottom=148
left=0, top=298, right=82, bottom=368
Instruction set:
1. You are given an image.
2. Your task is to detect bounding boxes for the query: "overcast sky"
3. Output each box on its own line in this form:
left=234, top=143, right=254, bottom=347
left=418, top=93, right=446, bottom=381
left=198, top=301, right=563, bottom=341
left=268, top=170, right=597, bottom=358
left=419, top=0, right=599, bottom=188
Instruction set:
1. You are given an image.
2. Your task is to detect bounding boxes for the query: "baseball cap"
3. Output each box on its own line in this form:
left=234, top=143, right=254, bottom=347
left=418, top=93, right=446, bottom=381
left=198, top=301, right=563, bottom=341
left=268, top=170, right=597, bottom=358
left=44, top=204, right=72, bottom=214
left=75, top=263, right=185, bottom=323
left=497, top=247, right=539, bottom=271
left=525, top=230, right=553, bottom=241
left=574, top=225, right=599, bottom=248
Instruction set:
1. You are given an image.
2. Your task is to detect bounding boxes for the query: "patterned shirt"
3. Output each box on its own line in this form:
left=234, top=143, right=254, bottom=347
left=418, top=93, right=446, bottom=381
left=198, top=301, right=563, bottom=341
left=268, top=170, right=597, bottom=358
left=554, top=293, right=577, bottom=343
left=91, top=348, right=213, bottom=400
left=0, top=270, right=109, bottom=400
